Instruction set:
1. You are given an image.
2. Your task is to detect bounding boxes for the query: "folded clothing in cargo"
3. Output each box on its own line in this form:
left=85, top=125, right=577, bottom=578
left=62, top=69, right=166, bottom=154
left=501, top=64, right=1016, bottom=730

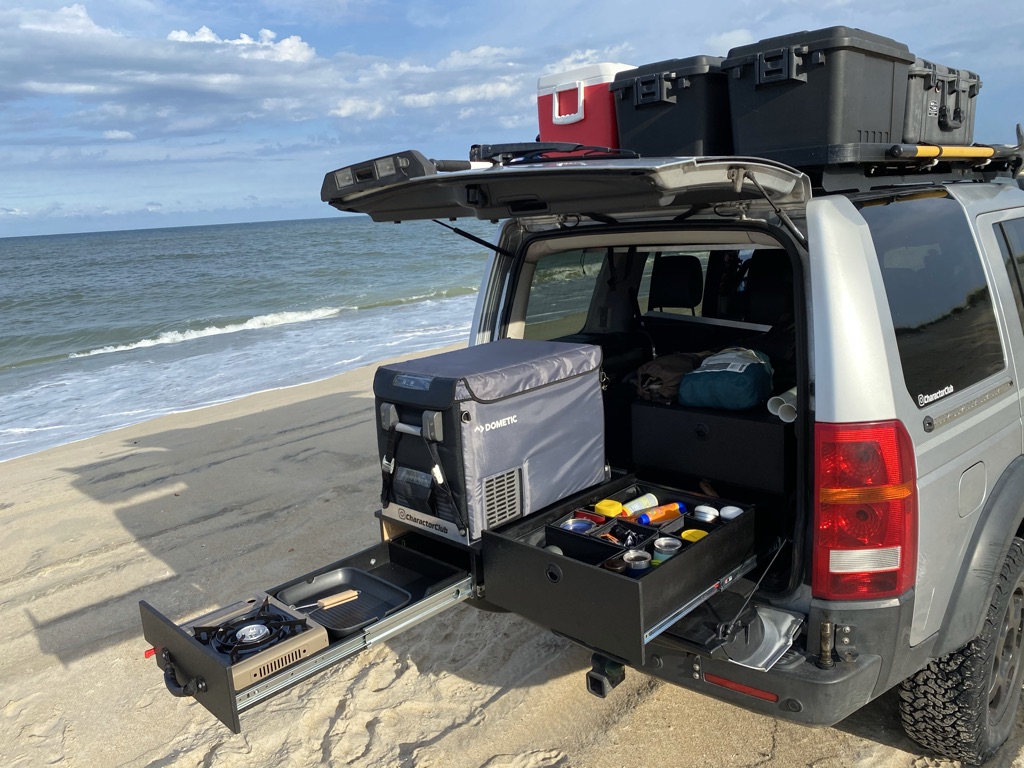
left=374, top=339, right=608, bottom=543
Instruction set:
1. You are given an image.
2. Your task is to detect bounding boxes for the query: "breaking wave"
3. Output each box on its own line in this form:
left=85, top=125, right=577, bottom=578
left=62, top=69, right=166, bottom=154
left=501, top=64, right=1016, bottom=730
left=70, top=307, right=345, bottom=357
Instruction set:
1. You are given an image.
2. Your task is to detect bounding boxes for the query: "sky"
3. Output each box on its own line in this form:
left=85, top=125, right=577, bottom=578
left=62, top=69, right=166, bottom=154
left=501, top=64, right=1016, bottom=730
left=1, top=1, right=1021, bottom=237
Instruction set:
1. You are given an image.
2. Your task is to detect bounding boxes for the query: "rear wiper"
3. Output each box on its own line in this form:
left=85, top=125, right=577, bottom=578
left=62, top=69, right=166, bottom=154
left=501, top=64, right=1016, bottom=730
left=432, top=219, right=514, bottom=258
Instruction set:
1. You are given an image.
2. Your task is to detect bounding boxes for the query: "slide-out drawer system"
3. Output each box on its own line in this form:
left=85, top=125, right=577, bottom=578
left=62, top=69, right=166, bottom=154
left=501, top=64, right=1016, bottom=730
left=140, top=537, right=471, bottom=733
left=482, top=479, right=757, bottom=666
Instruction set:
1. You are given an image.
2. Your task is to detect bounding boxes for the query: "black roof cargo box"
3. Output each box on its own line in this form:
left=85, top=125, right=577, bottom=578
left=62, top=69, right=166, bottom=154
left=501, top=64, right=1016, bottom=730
left=722, top=27, right=915, bottom=164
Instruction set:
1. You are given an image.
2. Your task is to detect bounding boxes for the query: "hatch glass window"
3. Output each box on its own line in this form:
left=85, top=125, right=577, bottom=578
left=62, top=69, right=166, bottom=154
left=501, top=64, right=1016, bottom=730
left=859, top=195, right=1004, bottom=407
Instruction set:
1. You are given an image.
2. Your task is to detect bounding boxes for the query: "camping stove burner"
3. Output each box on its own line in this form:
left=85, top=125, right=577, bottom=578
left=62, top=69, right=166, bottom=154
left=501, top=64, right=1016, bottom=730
left=235, top=623, right=272, bottom=644
left=179, top=594, right=330, bottom=693
left=193, top=596, right=312, bottom=663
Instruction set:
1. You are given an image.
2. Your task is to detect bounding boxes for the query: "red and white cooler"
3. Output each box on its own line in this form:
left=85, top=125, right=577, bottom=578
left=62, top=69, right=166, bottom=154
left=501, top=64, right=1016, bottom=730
left=537, top=63, right=634, bottom=148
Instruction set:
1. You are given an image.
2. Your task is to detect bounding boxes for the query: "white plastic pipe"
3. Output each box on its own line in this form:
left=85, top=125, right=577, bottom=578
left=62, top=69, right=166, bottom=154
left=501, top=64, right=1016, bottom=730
left=777, top=401, right=797, bottom=423
left=767, top=387, right=797, bottom=415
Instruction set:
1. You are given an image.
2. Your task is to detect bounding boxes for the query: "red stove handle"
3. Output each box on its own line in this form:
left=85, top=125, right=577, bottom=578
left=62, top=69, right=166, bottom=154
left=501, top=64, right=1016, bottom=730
left=162, top=649, right=207, bottom=698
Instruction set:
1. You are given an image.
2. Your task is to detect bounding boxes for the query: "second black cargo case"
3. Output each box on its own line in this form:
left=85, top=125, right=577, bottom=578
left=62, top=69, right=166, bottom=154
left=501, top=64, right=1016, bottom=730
left=610, top=56, right=732, bottom=157
left=721, top=26, right=916, bottom=162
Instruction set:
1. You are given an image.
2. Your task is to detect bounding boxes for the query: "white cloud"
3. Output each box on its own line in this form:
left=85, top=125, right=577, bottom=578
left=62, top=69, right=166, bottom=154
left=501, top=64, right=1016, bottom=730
left=541, top=47, right=636, bottom=74
left=24, top=81, right=113, bottom=95
left=167, top=26, right=315, bottom=63
left=400, top=78, right=527, bottom=110
left=18, top=4, right=116, bottom=36
left=103, top=129, right=135, bottom=140
left=438, top=46, right=523, bottom=70
left=329, top=97, right=389, bottom=120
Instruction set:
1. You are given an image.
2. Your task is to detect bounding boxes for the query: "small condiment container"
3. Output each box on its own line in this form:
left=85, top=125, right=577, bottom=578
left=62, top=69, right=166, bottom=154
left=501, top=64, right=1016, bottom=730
left=679, top=529, right=708, bottom=542
left=595, top=499, right=624, bottom=517
left=602, top=556, right=628, bottom=573
left=692, top=504, right=720, bottom=523
left=623, top=549, right=652, bottom=574
left=720, top=505, right=744, bottom=521
left=651, top=537, right=683, bottom=565
left=561, top=518, right=596, bottom=533
left=573, top=509, right=607, bottom=525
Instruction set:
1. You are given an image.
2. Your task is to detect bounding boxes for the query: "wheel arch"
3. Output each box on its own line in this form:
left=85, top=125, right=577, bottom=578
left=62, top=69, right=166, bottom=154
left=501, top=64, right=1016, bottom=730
left=935, top=454, right=1024, bottom=653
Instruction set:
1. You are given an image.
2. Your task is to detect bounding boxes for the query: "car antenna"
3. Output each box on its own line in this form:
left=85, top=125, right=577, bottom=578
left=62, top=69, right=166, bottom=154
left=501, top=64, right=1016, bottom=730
left=432, top=219, right=514, bottom=258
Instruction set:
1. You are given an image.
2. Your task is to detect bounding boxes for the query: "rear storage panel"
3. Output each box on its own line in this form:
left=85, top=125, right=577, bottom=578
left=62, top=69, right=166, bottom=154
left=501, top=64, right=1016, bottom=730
left=537, top=63, right=633, bottom=148
left=631, top=401, right=793, bottom=493
left=611, top=56, right=732, bottom=157
left=374, top=339, right=607, bottom=544
left=902, top=58, right=981, bottom=145
left=482, top=478, right=756, bottom=665
left=722, top=26, right=915, bottom=161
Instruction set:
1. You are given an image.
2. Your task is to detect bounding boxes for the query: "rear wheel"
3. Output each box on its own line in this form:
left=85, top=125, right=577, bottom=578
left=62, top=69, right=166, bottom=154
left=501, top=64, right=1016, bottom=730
left=899, top=537, right=1024, bottom=764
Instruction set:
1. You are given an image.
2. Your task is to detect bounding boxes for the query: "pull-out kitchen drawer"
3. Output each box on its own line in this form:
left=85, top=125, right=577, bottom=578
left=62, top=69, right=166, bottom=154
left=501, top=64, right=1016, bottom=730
left=140, top=536, right=471, bottom=733
left=481, top=480, right=756, bottom=666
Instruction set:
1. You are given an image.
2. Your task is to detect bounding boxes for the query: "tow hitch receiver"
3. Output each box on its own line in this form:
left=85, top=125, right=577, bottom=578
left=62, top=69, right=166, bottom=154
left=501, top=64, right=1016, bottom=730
left=587, top=654, right=625, bottom=697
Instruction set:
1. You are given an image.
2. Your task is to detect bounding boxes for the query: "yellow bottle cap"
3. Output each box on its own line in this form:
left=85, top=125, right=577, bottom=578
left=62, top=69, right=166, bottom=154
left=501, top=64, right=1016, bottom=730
left=680, top=529, right=708, bottom=542
left=595, top=499, right=623, bottom=517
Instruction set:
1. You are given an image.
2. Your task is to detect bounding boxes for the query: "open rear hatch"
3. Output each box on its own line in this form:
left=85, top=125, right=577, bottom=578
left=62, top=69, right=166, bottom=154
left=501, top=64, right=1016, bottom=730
left=321, top=151, right=811, bottom=222
left=140, top=534, right=471, bottom=733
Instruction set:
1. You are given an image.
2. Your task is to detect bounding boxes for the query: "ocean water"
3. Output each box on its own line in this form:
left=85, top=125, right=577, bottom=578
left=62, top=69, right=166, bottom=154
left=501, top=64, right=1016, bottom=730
left=0, top=216, right=498, bottom=462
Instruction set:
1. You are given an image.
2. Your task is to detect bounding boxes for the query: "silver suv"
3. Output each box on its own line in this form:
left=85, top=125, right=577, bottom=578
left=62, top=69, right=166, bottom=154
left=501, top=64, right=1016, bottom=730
left=322, top=143, right=1024, bottom=764
left=143, top=142, right=1024, bottom=765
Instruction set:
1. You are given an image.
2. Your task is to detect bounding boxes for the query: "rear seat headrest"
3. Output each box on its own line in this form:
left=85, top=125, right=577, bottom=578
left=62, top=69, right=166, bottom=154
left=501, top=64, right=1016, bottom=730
left=648, top=254, right=704, bottom=312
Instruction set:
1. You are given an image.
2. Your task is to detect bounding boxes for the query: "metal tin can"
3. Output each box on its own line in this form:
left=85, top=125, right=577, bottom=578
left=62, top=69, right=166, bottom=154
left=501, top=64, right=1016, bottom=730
left=651, top=536, right=683, bottom=565
left=623, top=549, right=652, bottom=574
left=602, top=556, right=628, bottom=573
left=561, top=518, right=596, bottom=533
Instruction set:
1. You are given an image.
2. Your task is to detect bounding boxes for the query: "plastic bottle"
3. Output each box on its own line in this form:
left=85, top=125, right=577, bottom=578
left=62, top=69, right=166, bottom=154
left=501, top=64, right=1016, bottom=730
left=621, top=493, right=659, bottom=515
left=632, top=502, right=683, bottom=526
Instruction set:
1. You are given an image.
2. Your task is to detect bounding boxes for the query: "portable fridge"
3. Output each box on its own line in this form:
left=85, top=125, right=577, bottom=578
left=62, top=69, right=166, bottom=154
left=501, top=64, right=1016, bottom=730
left=373, top=339, right=608, bottom=544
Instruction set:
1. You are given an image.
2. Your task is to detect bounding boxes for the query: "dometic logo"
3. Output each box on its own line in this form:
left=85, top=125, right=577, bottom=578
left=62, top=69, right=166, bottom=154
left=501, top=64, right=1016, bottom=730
left=474, top=414, right=518, bottom=434
left=919, top=385, right=955, bottom=406
left=398, top=509, right=450, bottom=534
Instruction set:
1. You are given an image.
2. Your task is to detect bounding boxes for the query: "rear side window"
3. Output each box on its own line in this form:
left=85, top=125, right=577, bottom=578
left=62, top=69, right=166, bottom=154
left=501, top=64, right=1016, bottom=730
left=997, top=218, right=1024, bottom=335
left=859, top=195, right=1004, bottom=407
left=522, top=249, right=603, bottom=339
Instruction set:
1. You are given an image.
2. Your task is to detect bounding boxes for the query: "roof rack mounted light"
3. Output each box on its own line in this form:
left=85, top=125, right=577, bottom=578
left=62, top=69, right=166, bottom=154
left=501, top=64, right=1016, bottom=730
left=321, top=150, right=438, bottom=205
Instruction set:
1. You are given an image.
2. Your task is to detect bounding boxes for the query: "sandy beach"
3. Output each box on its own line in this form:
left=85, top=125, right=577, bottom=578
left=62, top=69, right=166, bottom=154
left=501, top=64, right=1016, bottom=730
left=3, top=348, right=1023, bottom=768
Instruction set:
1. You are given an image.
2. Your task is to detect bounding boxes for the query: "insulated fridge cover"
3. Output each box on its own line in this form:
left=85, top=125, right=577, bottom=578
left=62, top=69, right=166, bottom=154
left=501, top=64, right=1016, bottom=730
left=373, top=339, right=607, bottom=543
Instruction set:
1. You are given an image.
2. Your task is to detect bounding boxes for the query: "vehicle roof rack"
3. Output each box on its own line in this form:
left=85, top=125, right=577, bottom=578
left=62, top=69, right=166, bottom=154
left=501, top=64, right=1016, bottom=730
left=759, top=131, right=1024, bottom=193
left=469, top=142, right=640, bottom=165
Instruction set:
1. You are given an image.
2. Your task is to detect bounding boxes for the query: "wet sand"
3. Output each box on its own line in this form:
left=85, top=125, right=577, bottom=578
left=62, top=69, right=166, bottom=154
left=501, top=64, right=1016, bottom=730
left=2, top=348, right=1020, bottom=767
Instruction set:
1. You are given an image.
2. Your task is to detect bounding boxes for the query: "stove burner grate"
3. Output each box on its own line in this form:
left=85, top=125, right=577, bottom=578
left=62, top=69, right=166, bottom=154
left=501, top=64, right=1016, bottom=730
left=193, top=597, right=310, bottom=663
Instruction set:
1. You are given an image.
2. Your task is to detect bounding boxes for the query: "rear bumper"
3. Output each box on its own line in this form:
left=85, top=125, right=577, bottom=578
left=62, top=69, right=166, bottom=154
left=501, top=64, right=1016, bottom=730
left=644, top=590, right=931, bottom=725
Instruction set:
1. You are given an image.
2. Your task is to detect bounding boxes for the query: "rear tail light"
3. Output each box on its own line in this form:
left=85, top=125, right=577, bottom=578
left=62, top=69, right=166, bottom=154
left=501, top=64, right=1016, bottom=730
left=813, top=420, right=917, bottom=600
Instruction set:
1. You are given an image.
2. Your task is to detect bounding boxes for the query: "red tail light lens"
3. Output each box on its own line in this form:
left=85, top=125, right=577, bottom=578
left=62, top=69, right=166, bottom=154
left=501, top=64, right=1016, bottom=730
left=813, top=420, right=917, bottom=600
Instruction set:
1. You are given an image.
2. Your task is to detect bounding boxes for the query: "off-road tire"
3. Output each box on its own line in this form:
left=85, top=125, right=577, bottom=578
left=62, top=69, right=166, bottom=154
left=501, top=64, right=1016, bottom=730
left=899, top=536, right=1024, bottom=764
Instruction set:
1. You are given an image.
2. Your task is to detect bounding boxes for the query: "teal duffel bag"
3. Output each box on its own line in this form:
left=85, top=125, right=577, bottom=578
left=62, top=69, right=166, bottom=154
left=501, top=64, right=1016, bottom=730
left=677, top=347, right=773, bottom=410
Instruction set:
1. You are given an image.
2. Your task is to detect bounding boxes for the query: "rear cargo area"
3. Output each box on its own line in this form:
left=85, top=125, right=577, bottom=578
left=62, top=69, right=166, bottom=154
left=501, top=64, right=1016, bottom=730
left=475, top=225, right=808, bottom=661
